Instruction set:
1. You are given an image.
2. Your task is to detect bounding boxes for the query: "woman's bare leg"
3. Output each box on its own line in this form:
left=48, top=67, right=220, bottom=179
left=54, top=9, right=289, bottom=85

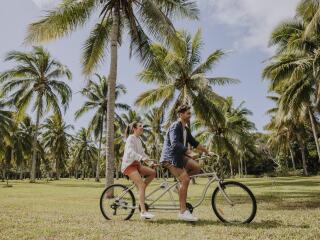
left=138, top=165, right=156, bottom=186
left=128, top=170, right=147, bottom=212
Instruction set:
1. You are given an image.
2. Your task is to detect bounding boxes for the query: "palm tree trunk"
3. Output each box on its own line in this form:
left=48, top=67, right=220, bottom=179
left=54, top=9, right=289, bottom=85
left=55, top=157, right=60, bottom=180
left=297, top=134, right=308, bottom=175
left=75, top=166, right=78, bottom=179
left=308, top=108, right=320, bottom=163
left=96, top=120, right=103, bottom=182
left=229, top=159, right=234, bottom=177
left=105, top=9, right=119, bottom=188
left=30, top=106, right=41, bottom=183
left=240, top=157, right=243, bottom=178
left=82, top=166, right=85, bottom=180
left=116, top=163, right=119, bottom=180
left=289, top=145, right=296, bottom=170
left=244, top=159, right=247, bottom=176
left=2, top=165, right=6, bottom=182
left=20, top=163, right=23, bottom=180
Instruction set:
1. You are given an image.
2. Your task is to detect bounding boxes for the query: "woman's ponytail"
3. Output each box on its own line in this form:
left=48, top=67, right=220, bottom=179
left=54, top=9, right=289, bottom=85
left=125, top=121, right=138, bottom=138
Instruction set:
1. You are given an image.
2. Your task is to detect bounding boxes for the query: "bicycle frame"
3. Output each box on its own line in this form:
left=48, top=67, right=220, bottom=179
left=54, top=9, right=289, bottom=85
left=114, top=169, right=234, bottom=211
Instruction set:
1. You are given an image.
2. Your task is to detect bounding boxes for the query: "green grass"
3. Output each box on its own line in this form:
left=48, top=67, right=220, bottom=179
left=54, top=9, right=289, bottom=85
left=1, top=176, right=320, bottom=240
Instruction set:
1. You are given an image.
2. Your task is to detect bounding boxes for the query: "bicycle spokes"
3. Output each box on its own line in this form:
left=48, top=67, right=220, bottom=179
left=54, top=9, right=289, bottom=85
left=100, top=184, right=136, bottom=220
left=212, top=181, right=257, bottom=224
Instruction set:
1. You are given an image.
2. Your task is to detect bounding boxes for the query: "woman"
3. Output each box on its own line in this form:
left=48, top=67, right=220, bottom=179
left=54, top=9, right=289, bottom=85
left=121, top=121, right=157, bottom=220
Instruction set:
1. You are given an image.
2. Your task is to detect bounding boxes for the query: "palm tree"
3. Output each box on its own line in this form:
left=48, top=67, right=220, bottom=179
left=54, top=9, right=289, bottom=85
left=265, top=96, right=297, bottom=170
left=0, top=46, right=72, bottom=182
left=73, top=128, right=98, bottom=180
left=143, top=108, right=165, bottom=178
left=0, top=99, right=12, bottom=182
left=143, top=108, right=165, bottom=159
left=194, top=97, right=256, bottom=177
left=0, top=99, right=12, bottom=137
left=264, top=14, right=320, bottom=163
left=17, top=116, right=34, bottom=179
left=7, top=114, right=33, bottom=180
left=297, top=0, right=320, bottom=38
left=135, top=29, right=239, bottom=126
left=42, top=114, right=73, bottom=180
left=119, top=109, right=142, bottom=128
left=75, top=74, right=129, bottom=181
left=25, top=0, right=199, bottom=188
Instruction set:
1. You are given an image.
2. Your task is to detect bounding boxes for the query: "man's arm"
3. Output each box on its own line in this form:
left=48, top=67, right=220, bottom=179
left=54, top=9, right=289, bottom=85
left=186, top=127, right=209, bottom=156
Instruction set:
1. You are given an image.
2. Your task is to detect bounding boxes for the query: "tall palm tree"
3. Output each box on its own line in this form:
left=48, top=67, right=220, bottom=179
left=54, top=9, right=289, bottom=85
left=194, top=97, right=256, bottom=177
left=0, top=99, right=12, bottom=141
left=75, top=74, right=129, bottom=181
left=73, top=128, right=98, bottom=180
left=135, top=29, right=238, bottom=126
left=264, top=14, right=320, bottom=163
left=0, top=46, right=72, bottom=182
left=25, top=0, right=199, bottom=188
left=42, top=114, right=73, bottom=180
left=265, top=96, right=297, bottom=170
left=17, top=116, right=34, bottom=179
left=7, top=114, right=33, bottom=180
left=0, top=99, right=12, bottom=181
left=143, top=108, right=165, bottom=178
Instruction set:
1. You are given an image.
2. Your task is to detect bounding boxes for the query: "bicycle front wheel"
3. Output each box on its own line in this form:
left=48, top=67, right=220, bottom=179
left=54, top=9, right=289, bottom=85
left=100, top=184, right=136, bottom=220
left=212, top=181, right=257, bottom=224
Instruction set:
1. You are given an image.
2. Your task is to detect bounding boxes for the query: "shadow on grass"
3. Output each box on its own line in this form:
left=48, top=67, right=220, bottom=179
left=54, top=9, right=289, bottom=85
left=263, top=199, right=320, bottom=211
left=50, top=183, right=106, bottom=188
left=257, top=191, right=320, bottom=209
left=141, top=219, right=309, bottom=229
left=138, top=218, right=222, bottom=226
left=240, top=220, right=310, bottom=229
left=246, top=179, right=320, bottom=188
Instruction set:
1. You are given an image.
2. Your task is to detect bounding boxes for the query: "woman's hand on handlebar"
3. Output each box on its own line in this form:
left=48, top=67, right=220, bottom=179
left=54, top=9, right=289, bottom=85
left=143, top=159, right=159, bottom=168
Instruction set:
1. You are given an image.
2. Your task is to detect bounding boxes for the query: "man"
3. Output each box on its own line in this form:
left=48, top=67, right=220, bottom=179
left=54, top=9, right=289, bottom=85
left=160, top=104, right=210, bottom=222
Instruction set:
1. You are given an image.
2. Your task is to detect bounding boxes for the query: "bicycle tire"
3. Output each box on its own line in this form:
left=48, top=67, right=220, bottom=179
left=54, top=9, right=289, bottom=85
left=211, top=181, right=257, bottom=224
left=100, top=184, right=136, bottom=220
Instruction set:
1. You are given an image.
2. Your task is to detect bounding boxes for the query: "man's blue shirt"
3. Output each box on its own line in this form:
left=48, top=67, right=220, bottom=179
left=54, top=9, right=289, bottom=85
left=160, top=120, right=199, bottom=168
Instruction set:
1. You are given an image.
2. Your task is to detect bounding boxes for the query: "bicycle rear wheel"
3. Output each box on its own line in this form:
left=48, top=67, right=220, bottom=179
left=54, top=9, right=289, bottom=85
left=212, top=181, right=257, bottom=224
left=100, top=184, right=136, bottom=220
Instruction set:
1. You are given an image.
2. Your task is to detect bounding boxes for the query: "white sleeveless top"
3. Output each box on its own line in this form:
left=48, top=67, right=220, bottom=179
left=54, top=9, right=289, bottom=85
left=121, top=135, right=149, bottom=173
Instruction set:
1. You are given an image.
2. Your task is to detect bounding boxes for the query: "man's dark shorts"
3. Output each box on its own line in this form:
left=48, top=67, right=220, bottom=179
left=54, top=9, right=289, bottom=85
left=161, top=156, right=190, bottom=177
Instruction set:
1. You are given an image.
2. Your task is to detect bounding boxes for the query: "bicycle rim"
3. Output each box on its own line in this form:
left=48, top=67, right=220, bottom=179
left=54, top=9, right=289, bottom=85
left=100, top=184, right=136, bottom=220
left=212, top=181, right=257, bottom=224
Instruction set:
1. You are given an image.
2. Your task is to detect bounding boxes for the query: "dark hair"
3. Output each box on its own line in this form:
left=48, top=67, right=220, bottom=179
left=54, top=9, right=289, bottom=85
left=125, top=121, right=139, bottom=138
left=176, top=104, right=191, bottom=114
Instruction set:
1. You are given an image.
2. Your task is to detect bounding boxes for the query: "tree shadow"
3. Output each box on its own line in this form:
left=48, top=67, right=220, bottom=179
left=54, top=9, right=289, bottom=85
left=140, top=219, right=309, bottom=229
left=138, top=218, right=222, bottom=226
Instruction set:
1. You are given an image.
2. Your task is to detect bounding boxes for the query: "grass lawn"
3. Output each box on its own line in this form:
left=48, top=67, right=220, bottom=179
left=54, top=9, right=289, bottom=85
left=1, top=176, right=320, bottom=240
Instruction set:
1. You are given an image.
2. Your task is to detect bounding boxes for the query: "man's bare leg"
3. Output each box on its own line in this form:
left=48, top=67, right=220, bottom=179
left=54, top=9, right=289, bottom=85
left=177, top=171, right=190, bottom=213
left=165, top=164, right=190, bottom=213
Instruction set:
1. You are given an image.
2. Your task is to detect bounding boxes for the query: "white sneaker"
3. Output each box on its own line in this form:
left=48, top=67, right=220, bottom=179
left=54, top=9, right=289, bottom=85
left=140, top=211, right=155, bottom=220
left=178, top=210, right=198, bottom=222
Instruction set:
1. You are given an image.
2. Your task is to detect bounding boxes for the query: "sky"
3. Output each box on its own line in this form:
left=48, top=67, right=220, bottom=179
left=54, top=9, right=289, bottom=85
left=0, top=0, right=301, bottom=132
